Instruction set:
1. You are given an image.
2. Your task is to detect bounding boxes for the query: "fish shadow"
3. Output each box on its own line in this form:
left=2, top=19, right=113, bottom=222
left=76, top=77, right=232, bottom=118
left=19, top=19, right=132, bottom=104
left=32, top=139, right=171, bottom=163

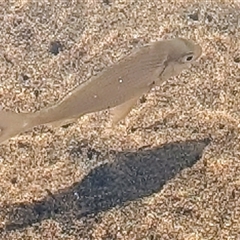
left=0, top=138, right=210, bottom=233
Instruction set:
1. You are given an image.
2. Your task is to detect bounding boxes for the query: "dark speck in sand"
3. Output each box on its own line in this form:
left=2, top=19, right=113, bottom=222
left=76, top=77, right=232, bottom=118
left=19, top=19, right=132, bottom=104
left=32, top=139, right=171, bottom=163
left=49, top=41, right=63, bottom=55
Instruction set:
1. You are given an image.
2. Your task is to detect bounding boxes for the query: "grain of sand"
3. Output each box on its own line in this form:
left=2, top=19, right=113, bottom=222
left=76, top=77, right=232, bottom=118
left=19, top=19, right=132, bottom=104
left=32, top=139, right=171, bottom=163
left=0, top=0, right=240, bottom=239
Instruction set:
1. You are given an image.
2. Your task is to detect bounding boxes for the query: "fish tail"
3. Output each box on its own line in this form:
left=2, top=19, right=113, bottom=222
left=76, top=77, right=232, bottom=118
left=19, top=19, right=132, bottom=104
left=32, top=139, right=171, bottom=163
left=0, top=110, right=37, bottom=144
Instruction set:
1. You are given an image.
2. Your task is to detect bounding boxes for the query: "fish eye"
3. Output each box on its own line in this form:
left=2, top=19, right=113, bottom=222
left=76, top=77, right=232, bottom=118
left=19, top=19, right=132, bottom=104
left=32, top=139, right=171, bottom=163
left=181, top=53, right=194, bottom=63
left=186, top=55, right=193, bottom=61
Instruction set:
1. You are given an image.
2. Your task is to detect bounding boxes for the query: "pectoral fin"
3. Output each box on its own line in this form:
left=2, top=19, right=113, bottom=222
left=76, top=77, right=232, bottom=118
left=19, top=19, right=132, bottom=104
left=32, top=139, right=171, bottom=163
left=110, top=97, right=139, bottom=126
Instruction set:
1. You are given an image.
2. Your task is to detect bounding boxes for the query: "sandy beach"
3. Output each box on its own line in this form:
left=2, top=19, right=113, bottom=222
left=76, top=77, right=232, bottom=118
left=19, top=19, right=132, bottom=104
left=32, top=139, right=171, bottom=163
left=0, top=0, right=239, bottom=239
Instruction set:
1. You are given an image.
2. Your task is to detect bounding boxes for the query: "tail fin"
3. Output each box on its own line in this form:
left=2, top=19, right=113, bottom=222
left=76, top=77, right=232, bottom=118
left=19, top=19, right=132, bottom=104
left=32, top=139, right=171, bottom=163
left=0, top=110, right=36, bottom=144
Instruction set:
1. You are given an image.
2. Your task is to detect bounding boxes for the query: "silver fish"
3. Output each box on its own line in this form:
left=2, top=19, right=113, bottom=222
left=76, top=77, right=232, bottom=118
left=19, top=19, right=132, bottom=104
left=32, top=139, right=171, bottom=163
left=0, top=37, right=202, bottom=144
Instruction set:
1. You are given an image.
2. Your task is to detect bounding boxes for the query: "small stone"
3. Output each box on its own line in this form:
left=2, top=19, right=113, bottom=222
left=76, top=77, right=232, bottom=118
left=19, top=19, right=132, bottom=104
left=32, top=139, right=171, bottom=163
left=233, top=56, right=240, bottom=63
left=21, top=74, right=29, bottom=81
left=49, top=41, right=63, bottom=55
left=10, top=177, right=17, bottom=184
left=188, top=12, right=199, bottom=21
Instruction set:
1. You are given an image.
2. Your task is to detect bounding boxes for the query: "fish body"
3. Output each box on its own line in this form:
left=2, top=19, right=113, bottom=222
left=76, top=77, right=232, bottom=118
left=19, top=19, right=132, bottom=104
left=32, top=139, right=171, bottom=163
left=0, top=38, right=202, bottom=144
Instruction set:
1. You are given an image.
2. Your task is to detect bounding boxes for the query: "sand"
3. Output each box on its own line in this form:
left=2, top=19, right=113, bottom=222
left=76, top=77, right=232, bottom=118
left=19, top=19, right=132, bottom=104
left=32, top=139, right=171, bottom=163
left=0, top=0, right=239, bottom=239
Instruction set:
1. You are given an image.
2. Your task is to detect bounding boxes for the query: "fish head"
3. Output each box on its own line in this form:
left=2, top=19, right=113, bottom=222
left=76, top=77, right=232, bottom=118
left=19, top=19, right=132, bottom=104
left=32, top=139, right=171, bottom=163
left=160, top=38, right=202, bottom=80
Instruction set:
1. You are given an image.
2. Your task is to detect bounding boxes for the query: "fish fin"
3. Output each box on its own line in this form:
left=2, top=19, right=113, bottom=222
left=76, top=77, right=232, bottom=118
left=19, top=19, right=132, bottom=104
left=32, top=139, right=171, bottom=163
left=0, top=110, right=36, bottom=144
left=110, top=97, right=139, bottom=126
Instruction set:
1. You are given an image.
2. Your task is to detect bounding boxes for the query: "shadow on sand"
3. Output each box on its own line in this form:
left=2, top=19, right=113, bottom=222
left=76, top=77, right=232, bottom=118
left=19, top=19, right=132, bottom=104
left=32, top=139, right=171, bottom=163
left=0, top=137, right=210, bottom=234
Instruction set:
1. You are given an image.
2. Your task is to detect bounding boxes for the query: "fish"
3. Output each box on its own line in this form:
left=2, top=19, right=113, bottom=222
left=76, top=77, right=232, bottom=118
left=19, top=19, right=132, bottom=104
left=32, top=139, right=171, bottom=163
left=0, top=37, right=202, bottom=144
